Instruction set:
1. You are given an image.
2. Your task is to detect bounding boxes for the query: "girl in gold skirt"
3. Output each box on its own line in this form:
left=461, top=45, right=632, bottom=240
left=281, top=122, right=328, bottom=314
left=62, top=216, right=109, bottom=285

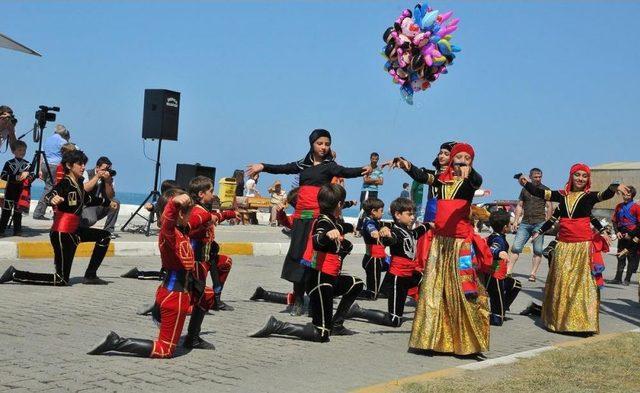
left=393, top=143, right=493, bottom=355
left=518, top=163, right=629, bottom=334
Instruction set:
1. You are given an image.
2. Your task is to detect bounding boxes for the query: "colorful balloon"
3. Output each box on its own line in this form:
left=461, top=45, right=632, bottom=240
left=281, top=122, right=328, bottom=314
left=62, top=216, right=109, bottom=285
left=381, top=2, right=461, bottom=104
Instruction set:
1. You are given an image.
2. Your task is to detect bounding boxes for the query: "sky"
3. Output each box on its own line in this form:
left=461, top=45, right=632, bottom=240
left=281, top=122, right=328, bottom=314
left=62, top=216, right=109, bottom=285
left=2, top=1, right=639, bottom=206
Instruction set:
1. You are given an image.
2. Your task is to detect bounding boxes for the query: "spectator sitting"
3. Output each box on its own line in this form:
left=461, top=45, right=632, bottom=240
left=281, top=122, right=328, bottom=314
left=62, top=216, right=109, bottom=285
left=400, top=182, right=410, bottom=199
left=80, top=156, right=119, bottom=238
left=32, top=124, right=71, bottom=220
left=268, top=180, right=287, bottom=226
left=245, top=173, right=260, bottom=197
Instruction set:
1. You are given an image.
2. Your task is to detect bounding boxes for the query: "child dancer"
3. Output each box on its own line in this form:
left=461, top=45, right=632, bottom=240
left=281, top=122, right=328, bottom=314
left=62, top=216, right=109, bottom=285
left=347, top=198, right=428, bottom=327
left=250, top=184, right=364, bottom=342
left=484, top=210, right=521, bottom=326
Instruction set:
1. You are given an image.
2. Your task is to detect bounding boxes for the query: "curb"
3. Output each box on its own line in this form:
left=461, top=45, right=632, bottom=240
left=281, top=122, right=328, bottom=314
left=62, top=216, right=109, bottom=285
left=1, top=240, right=294, bottom=259
left=352, top=328, right=640, bottom=393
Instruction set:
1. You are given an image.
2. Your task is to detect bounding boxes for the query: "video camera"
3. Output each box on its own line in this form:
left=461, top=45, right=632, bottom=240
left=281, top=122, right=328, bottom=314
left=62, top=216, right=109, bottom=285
left=35, top=105, right=60, bottom=129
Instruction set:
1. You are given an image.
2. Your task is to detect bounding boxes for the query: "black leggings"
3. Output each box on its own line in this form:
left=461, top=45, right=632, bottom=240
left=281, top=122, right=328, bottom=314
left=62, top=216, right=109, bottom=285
left=485, top=276, right=521, bottom=319
left=382, top=272, right=421, bottom=326
left=12, top=228, right=111, bottom=286
left=362, top=255, right=385, bottom=296
left=306, top=269, right=364, bottom=340
left=0, top=199, right=22, bottom=234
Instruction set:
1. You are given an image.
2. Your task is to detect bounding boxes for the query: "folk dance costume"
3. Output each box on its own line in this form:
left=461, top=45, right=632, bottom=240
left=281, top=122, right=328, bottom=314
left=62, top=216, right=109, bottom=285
left=189, top=204, right=237, bottom=311
left=484, top=233, right=521, bottom=326
left=521, top=163, right=617, bottom=334
left=1, top=175, right=112, bottom=286
left=0, top=157, right=34, bottom=236
left=251, top=214, right=364, bottom=342
left=259, top=130, right=366, bottom=314
left=406, top=143, right=492, bottom=355
left=89, top=198, right=202, bottom=357
left=611, top=199, right=640, bottom=284
left=348, top=222, right=429, bottom=327
left=359, top=215, right=391, bottom=300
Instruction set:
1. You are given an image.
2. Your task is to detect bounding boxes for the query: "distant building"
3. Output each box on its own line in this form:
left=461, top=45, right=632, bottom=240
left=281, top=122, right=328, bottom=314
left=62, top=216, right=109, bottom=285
left=591, top=162, right=640, bottom=218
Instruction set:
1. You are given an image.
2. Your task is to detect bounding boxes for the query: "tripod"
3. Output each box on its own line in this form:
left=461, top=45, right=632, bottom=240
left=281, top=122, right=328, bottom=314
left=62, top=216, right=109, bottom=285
left=28, top=122, right=54, bottom=190
left=120, top=138, right=163, bottom=236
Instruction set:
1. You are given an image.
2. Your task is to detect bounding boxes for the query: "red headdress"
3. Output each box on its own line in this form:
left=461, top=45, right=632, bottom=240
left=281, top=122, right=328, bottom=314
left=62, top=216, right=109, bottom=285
left=563, top=163, right=591, bottom=194
left=439, top=142, right=475, bottom=182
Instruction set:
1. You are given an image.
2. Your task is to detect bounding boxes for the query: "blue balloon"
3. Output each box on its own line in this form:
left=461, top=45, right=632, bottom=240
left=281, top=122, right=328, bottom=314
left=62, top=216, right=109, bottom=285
left=438, top=43, right=451, bottom=55
left=413, top=5, right=423, bottom=25
left=400, top=85, right=414, bottom=105
left=421, top=10, right=438, bottom=30
left=451, top=44, right=461, bottom=53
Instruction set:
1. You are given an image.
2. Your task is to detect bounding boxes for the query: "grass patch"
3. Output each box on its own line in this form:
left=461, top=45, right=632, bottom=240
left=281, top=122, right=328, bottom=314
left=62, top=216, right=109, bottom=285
left=402, top=332, right=640, bottom=393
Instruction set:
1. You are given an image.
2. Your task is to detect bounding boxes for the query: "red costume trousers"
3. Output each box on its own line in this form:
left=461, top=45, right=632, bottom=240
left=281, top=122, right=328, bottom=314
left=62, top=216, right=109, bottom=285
left=151, top=286, right=191, bottom=358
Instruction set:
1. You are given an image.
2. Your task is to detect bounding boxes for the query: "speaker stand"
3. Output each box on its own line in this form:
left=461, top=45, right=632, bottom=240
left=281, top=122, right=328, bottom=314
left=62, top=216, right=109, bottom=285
left=121, top=138, right=163, bottom=236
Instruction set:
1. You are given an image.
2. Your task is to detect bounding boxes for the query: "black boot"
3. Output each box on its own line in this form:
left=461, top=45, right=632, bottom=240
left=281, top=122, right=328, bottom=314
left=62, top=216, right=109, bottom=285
left=250, top=287, right=290, bottom=304
left=249, top=316, right=324, bottom=342
left=212, top=293, right=234, bottom=311
left=88, top=331, right=153, bottom=356
left=184, top=307, right=215, bottom=350
left=490, top=314, right=504, bottom=326
left=121, top=267, right=140, bottom=279
left=84, top=236, right=111, bottom=282
left=520, top=302, right=542, bottom=316
left=331, top=298, right=359, bottom=336
left=346, top=303, right=398, bottom=327
left=0, top=265, right=16, bottom=284
left=357, top=289, right=376, bottom=301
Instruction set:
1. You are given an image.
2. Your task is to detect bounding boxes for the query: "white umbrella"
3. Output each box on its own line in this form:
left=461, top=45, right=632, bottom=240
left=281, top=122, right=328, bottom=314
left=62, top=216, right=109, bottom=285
left=0, top=33, right=41, bottom=57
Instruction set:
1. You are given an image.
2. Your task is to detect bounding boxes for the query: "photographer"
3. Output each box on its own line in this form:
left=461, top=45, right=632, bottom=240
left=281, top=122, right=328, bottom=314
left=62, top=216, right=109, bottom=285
left=81, top=156, right=119, bottom=237
left=0, top=105, right=17, bottom=151
left=32, top=124, right=71, bottom=220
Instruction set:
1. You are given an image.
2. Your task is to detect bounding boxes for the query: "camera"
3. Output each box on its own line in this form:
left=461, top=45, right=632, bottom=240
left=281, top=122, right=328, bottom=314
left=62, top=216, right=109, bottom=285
left=35, top=105, right=60, bottom=129
left=107, top=169, right=117, bottom=177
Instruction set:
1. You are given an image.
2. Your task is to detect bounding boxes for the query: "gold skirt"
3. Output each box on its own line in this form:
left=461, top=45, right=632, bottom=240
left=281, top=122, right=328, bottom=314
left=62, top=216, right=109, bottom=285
left=542, top=241, right=599, bottom=333
left=409, top=235, right=490, bottom=355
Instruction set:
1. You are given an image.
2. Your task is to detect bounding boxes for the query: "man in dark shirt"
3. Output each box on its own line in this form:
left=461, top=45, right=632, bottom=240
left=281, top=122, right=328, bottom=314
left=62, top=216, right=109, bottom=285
left=508, top=168, right=552, bottom=281
left=80, top=156, right=119, bottom=237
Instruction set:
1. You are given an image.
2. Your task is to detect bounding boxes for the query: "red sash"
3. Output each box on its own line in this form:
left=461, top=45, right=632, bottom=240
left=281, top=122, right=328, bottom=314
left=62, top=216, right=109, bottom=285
left=292, top=185, right=321, bottom=219
left=558, top=217, right=592, bottom=242
left=434, top=199, right=472, bottom=238
left=51, top=212, right=80, bottom=233
left=389, top=256, right=416, bottom=278
left=300, top=222, right=342, bottom=276
left=366, top=244, right=387, bottom=258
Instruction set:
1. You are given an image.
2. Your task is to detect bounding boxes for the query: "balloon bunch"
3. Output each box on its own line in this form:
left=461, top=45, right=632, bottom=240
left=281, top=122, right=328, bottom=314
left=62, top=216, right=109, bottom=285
left=382, top=2, right=460, bottom=104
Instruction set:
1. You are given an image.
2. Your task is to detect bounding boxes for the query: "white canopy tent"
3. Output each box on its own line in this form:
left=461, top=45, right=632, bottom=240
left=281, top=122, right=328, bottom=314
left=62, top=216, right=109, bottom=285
left=0, top=33, right=41, bottom=57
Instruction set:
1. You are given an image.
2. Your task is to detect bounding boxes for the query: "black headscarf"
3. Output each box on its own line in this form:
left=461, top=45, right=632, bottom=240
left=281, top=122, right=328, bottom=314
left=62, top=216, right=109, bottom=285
left=297, top=129, right=334, bottom=169
left=431, top=141, right=456, bottom=168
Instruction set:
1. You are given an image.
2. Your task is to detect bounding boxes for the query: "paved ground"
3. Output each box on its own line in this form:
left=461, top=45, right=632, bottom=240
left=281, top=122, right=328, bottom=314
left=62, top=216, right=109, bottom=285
left=1, top=251, right=639, bottom=393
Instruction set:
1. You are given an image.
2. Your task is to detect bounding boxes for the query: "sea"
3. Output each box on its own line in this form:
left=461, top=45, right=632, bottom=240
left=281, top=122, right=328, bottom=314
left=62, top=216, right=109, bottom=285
left=28, top=185, right=368, bottom=218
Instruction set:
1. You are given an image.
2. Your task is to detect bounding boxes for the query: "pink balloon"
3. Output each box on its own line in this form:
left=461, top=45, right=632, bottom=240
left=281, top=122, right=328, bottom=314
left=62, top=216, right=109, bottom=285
left=437, top=11, right=453, bottom=23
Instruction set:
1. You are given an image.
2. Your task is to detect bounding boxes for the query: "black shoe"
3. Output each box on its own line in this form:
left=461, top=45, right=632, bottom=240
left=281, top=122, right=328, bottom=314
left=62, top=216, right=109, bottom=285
left=88, top=331, right=121, bottom=355
left=250, top=316, right=324, bottom=342
left=290, top=302, right=304, bottom=316
left=121, top=267, right=141, bottom=279
left=520, top=302, right=542, bottom=316
left=0, top=266, right=16, bottom=284
left=12, top=231, right=23, bottom=237
left=83, top=277, right=109, bottom=285
left=88, top=331, right=153, bottom=356
left=490, top=314, right=504, bottom=326
left=405, top=297, right=418, bottom=307
left=607, top=278, right=623, bottom=285
left=250, top=286, right=265, bottom=301
left=357, top=290, right=376, bottom=301
left=32, top=215, right=50, bottom=221
left=623, top=280, right=631, bottom=286
left=212, top=294, right=234, bottom=311
left=184, top=335, right=215, bottom=350
left=331, top=323, right=358, bottom=336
